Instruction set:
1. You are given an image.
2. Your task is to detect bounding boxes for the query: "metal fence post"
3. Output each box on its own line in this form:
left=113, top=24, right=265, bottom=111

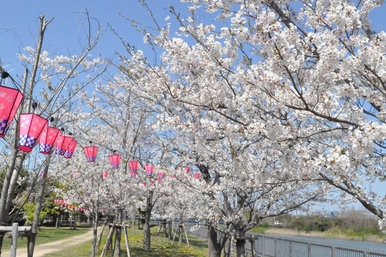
left=262, top=235, right=265, bottom=257
left=275, top=237, right=277, bottom=257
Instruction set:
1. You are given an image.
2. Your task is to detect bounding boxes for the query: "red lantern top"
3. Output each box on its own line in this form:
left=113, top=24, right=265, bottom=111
left=109, top=153, right=121, bottom=169
left=64, top=140, right=78, bottom=159
left=39, top=125, right=60, bottom=154
left=18, top=114, right=48, bottom=152
left=84, top=146, right=98, bottom=162
left=129, top=160, right=139, bottom=172
left=144, top=163, right=154, bottom=176
left=0, top=85, right=23, bottom=138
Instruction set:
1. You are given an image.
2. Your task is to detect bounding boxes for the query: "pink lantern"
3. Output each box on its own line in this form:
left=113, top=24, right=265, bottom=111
left=184, top=166, right=190, bottom=174
left=64, top=140, right=78, bottom=159
left=194, top=173, right=201, bottom=179
left=129, top=160, right=139, bottom=178
left=158, top=170, right=165, bottom=179
left=57, top=136, right=73, bottom=156
left=0, top=85, right=23, bottom=138
left=39, top=125, right=60, bottom=154
left=18, top=114, right=48, bottom=152
left=144, top=163, right=154, bottom=176
left=84, top=146, right=98, bottom=162
left=55, top=132, right=64, bottom=155
left=102, top=171, right=109, bottom=178
left=109, top=153, right=121, bottom=169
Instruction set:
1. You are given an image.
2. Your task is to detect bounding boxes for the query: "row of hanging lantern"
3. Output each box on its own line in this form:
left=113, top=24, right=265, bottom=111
left=17, top=109, right=80, bottom=157
left=54, top=199, right=88, bottom=212
left=0, top=83, right=80, bottom=157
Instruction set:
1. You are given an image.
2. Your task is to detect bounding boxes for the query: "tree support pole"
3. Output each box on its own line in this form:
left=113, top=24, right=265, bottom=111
left=123, top=225, right=131, bottom=257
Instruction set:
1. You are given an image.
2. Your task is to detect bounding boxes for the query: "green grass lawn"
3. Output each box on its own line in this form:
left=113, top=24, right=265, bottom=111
left=2, top=225, right=90, bottom=250
left=43, top=225, right=208, bottom=257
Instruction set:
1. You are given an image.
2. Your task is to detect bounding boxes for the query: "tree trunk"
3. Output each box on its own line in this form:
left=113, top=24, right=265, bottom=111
left=0, top=234, right=4, bottom=256
left=91, top=210, right=98, bottom=257
left=113, top=225, right=121, bottom=257
left=143, top=192, right=153, bottom=250
left=162, top=219, right=168, bottom=237
left=113, top=209, right=123, bottom=257
left=208, top=226, right=222, bottom=257
left=235, top=237, right=246, bottom=257
left=178, top=224, right=182, bottom=244
left=167, top=221, right=172, bottom=239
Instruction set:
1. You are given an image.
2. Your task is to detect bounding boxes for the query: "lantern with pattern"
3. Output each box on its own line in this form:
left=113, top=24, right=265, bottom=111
left=129, top=160, right=139, bottom=178
left=55, top=132, right=64, bottom=155
left=144, top=163, right=154, bottom=176
left=108, top=153, right=121, bottom=169
left=84, top=145, right=98, bottom=162
left=56, top=136, right=73, bottom=156
left=64, top=139, right=78, bottom=158
left=18, top=114, right=48, bottom=152
left=0, top=85, right=23, bottom=138
left=39, top=125, right=60, bottom=154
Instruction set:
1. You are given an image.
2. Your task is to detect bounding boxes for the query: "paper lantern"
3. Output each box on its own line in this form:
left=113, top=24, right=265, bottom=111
left=56, top=136, right=73, bottom=156
left=108, top=153, right=121, bottom=169
left=84, top=146, right=98, bottom=162
left=64, top=139, right=77, bottom=159
left=144, top=163, right=154, bottom=176
left=39, top=125, right=60, bottom=154
left=0, top=85, right=23, bottom=138
left=129, top=160, right=139, bottom=178
left=55, top=132, right=64, bottom=155
left=18, top=114, right=48, bottom=152
left=158, top=170, right=165, bottom=179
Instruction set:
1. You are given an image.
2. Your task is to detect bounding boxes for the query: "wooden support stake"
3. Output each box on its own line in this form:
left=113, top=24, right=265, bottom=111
left=100, top=225, right=115, bottom=257
left=10, top=223, right=18, bottom=257
left=123, top=225, right=131, bottom=257
left=97, top=223, right=106, bottom=249
left=183, top=224, right=189, bottom=246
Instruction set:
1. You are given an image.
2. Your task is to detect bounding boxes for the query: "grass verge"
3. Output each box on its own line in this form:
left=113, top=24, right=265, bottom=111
left=43, top=225, right=208, bottom=257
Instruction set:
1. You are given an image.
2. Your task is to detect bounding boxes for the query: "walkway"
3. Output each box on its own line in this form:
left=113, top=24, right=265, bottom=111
left=2, top=228, right=94, bottom=257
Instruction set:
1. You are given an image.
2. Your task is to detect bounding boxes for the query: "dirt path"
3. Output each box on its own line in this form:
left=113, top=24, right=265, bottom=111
left=2, top=228, right=94, bottom=257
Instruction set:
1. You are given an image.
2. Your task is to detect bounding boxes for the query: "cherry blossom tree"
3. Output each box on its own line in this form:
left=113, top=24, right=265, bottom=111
left=114, top=0, right=386, bottom=256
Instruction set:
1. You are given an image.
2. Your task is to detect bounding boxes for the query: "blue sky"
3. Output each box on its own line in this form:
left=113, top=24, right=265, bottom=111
left=0, top=0, right=192, bottom=77
left=1, top=1, right=385, bottom=77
